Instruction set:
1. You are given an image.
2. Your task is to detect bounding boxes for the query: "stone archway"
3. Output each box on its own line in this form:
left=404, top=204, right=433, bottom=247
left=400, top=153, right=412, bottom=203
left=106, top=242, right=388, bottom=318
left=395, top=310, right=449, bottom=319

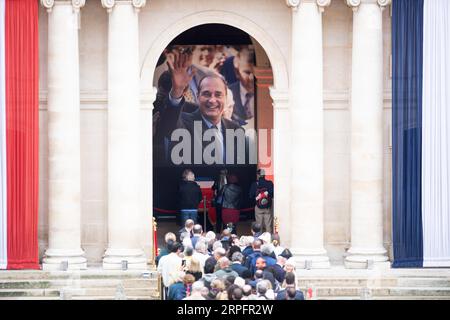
left=140, top=10, right=289, bottom=92
left=140, top=11, right=292, bottom=250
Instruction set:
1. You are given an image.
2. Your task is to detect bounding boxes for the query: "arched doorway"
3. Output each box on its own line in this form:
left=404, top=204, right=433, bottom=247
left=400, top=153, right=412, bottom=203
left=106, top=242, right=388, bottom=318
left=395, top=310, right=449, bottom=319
left=144, top=24, right=278, bottom=250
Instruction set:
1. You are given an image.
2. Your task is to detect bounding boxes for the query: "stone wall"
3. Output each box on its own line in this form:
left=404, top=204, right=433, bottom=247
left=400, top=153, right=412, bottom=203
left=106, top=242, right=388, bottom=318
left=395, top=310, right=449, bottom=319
left=38, top=0, right=392, bottom=264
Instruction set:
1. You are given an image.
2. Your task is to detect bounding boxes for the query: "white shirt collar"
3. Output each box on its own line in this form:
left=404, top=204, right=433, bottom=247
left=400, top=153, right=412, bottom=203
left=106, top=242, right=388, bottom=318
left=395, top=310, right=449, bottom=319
left=201, top=114, right=222, bottom=131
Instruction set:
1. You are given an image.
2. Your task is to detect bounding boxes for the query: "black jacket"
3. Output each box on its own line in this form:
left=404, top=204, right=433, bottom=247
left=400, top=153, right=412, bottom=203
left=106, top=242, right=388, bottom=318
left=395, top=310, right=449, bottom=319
left=221, top=183, right=242, bottom=209
left=178, top=180, right=202, bottom=210
left=249, top=177, right=274, bottom=208
left=158, top=98, right=248, bottom=165
left=230, top=263, right=252, bottom=279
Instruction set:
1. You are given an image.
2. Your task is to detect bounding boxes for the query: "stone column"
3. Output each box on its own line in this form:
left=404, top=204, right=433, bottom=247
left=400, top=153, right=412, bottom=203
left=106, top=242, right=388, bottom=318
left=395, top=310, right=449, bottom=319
left=286, top=0, right=330, bottom=268
left=344, top=0, right=390, bottom=268
left=41, top=0, right=86, bottom=270
left=254, top=67, right=274, bottom=180
left=101, top=0, right=147, bottom=269
left=269, top=88, right=291, bottom=249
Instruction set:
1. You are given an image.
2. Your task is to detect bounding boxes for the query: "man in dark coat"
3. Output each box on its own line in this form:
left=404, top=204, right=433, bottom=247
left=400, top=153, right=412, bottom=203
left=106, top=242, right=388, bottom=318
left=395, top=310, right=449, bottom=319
left=249, top=169, right=274, bottom=233
left=276, top=272, right=304, bottom=300
left=158, top=49, right=247, bottom=166
left=244, top=239, right=263, bottom=276
left=230, top=252, right=252, bottom=279
left=178, top=169, right=202, bottom=226
left=167, top=273, right=195, bottom=300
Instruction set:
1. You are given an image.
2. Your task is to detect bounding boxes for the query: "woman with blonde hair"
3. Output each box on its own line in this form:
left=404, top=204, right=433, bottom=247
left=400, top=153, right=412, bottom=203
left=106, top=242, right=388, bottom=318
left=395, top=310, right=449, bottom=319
left=186, top=257, right=203, bottom=281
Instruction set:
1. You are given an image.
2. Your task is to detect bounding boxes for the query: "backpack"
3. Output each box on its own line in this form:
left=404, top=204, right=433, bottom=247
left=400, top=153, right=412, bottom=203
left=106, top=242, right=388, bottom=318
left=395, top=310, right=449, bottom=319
left=255, top=185, right=271, bottom=209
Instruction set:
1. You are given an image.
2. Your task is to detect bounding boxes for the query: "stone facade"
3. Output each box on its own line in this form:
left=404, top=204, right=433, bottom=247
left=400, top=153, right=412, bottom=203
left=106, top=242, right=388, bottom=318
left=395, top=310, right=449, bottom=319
left=37, top=0, right=393, bottom=268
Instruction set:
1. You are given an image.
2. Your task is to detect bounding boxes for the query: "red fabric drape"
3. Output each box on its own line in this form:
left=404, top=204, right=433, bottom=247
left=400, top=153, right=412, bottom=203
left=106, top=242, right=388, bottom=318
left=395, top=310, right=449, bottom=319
left=5, top=0, right=39, bottom=269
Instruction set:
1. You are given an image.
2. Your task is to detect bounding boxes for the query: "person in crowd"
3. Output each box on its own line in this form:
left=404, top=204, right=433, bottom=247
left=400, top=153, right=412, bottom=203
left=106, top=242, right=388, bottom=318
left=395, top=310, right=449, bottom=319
left=200, top=260, right=217, bottom=290
left=208, top=278, right=226, bottom=300
left=205, top=247, right=226, bottom=273
left=157, top=241, right=183, bottom=297
left=260, top=244, right=277, bottom=267
left=181, top=231, right=193, bottom=249
left=220, top=174, right=242, bottom=233
left=272, top=233, right=285, bottom=257
left=250, top=222, right=262, bottom=240
left=204, top=231, right=217, bottom=253
left=155, top=232, right=176, bottom=266
left=241, top=284, right=255, bottom=300
left=193, top=240, right=209, bottom=269
left=178, top=170, right=202, bottom=225
left=229, top=286, right=244, bottom=300
left=240, top=235, right=254, bottom=257
left=185, top=257, right=203, bottom=281
left=249, top=169, right=274, bottom=233
left=267, top=253, right=287, bottom=284
left=227, top=243, right=242, bottom=261
left=258, top=232, right=271, bottom=245
left=191, top=224, right=203, bottom=249
left=276, top=272, right=304, bottom=300
left=168, top=273, right=195, bottom=300
left=282, top=258, right=297, bottom=289
left=230, top=252, right=252, bottom=279
left=178, top=219, right=195, bottom=241
left=256, top=280, right=271, bottom=300
left=254, top=257, right=276, bottom=290
left=244, top=239, right=263, bottom=276
left=213, top=257, right=239, bottom=280
left=183, top=280, right=206, bottom=300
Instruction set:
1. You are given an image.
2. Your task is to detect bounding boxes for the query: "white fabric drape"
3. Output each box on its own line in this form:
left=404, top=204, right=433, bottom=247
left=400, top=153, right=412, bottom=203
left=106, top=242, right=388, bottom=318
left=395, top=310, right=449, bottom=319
left=422, top=0, right=450, bottom=267
left=0, top=0, right=7, bottom=270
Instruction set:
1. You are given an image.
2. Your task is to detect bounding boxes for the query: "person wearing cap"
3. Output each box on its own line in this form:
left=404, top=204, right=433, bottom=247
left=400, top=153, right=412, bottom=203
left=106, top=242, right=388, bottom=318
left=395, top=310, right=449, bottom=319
left=249, top=168, right=274, bottom=233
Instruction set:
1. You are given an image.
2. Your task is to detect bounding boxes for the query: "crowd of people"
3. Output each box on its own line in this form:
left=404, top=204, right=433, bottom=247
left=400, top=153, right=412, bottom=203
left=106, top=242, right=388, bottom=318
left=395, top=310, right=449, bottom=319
left=156, top=221, right=304, bottom=300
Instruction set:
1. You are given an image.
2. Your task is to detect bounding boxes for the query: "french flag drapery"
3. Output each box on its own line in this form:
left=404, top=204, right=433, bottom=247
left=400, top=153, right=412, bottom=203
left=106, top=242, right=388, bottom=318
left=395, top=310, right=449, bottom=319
left=393, top=0, right=450, bottom=268
left=0, top=0, right=39, bottom=270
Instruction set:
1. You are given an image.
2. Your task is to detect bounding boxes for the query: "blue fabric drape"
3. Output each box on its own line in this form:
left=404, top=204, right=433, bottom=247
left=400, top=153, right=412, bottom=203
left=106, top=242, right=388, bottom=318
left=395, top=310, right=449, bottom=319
left=392, top=0, right=424, bottom=268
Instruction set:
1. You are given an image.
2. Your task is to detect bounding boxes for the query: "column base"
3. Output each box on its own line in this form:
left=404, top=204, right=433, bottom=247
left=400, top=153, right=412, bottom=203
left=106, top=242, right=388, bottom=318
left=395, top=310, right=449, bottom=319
left=42, top=248, right=87, bottom=270
left=102, top=248, right=148, bottom=270
left=291, top=248, right=331, bottom=269
left=344, top=247, right=389, bottom=269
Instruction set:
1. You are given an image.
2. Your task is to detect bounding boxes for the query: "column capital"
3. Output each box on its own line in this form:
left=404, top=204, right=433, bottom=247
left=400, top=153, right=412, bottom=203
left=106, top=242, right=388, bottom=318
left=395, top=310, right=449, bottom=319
left=346, top=0, right=391, bottom=12
left=269, top=87, right=289, bottom=109
left=40, top=0, right=85, bottom=13
left=286, top=0, right=331, bottom=13
left=101, top=0, right=147, bottom=13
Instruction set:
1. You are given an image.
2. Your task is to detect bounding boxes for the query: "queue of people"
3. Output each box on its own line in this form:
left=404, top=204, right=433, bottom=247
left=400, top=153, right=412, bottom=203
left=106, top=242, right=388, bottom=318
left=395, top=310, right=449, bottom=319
left=156, top=220, right=303, bottom=301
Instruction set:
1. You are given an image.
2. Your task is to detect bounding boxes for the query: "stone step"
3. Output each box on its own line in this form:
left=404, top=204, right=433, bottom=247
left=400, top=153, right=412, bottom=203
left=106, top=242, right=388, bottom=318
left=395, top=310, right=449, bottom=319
left=0, top=288, right=60, bottom=298
left=0, top=296, right=61, bottom=300
left=70, top=296, right=159, bottom=300
left=62, top=287, right=157, bottom=297
left=0, top=278, right=158, bottom=290
left=297, top=278, right=398, bottom=287
left=0, top=270, right=158, bottom=281
left=316, top=296, right=450, bottom=300
left=396, top=277, right=450, bottom=287
left=305, top=287, right=450, bottom=297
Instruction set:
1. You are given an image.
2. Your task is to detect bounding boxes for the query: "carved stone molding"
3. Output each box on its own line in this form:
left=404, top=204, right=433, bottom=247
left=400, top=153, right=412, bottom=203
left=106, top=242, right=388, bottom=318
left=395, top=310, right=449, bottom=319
left=40, top=0, right=85, bottom=13
left=101, top=0, right=147, bottom=13
left=286, top=0, right=301, bottom=10
left=316, top=0, right=331, bottom=13
left=286, top=0, right=330, bottom=13
left=346, top=0, right=391, bottom=12
left=377, top=0, right=392, bottom=10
